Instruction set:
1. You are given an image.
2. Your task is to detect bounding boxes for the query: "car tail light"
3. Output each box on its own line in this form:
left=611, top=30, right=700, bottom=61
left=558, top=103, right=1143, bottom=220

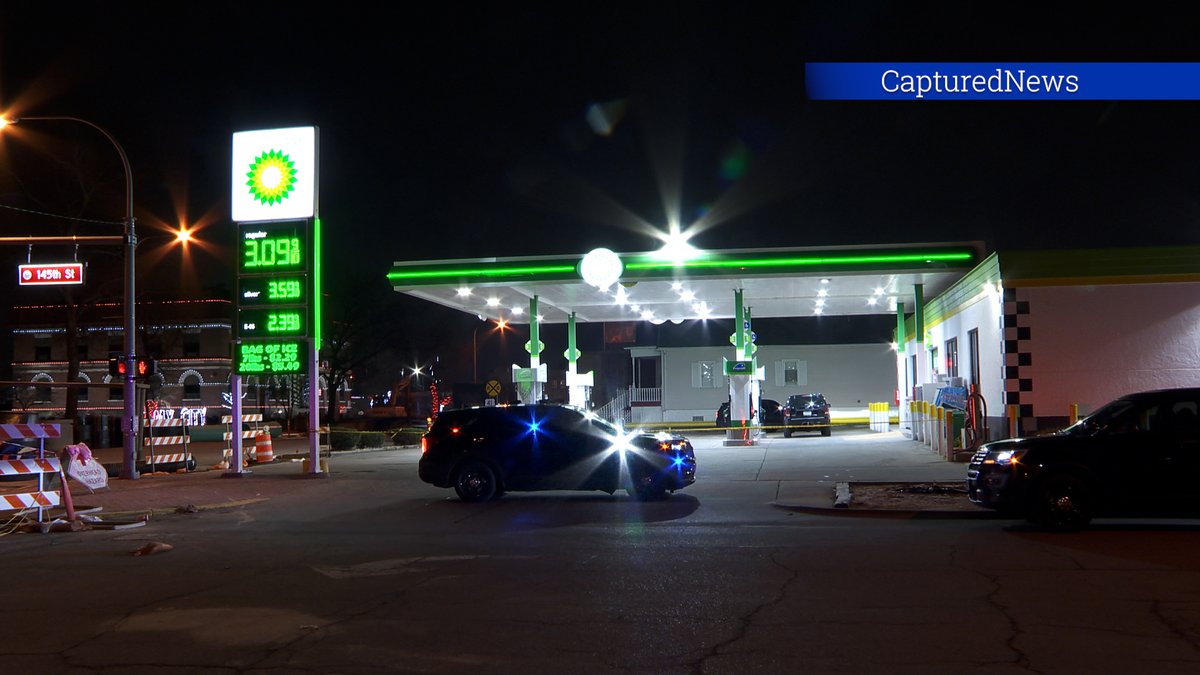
left=421, top=436, right=428, bottom=454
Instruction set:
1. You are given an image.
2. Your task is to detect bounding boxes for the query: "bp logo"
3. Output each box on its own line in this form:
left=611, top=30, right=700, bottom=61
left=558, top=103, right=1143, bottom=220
left=245, top=149, right=298, bottom=205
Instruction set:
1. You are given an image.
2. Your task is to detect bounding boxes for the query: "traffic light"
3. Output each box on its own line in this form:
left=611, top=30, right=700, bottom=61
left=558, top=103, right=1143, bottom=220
left=108, top=357, right=157, bottom=378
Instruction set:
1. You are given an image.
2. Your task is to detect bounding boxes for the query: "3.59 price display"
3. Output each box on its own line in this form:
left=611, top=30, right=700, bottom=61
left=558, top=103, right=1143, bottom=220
left=239, top=275, right=306, bottom=305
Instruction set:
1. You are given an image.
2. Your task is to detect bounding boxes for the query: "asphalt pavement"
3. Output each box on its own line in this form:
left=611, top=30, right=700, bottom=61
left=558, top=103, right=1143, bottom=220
left=6, top=427, right=987, bottom=524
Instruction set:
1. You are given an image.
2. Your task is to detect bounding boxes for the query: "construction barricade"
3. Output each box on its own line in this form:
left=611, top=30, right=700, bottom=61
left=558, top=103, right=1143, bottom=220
left=0, top=422, right=75, bottom=526
left=142, top=418, right=196, bottom=472
left=222, top=414, right=265, bottom=465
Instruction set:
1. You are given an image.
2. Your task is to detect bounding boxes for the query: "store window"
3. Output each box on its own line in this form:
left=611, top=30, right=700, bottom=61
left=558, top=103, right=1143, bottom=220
left=945, top=338, right=959, bottom=379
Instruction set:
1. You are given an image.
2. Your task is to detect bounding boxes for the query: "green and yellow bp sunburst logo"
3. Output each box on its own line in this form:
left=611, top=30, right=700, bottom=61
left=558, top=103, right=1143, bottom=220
left=245, top=149, right=298, bottom=205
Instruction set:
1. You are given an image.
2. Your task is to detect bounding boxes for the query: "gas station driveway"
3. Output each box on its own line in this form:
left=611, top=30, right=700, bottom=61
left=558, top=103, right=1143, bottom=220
left=52, top=427, right=974, bottom=518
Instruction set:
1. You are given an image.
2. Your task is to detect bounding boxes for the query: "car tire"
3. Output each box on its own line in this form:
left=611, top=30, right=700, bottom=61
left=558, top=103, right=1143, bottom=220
left=453, top=460, right=499, bottom=502
left=627, top=476, right=668, bottom=501
left=783, top=429, right=792, bottom=438
left=821, top=424, right=832, bottom=437
left=1029, top=475, right=1094, bottom=531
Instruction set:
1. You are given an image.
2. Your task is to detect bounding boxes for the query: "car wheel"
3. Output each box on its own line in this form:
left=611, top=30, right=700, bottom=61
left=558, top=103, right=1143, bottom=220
left=453, top=460, right=499, bottom=502
left=626, top=476, right=668, bottom=501
left=1030, top=475, right=1094, bottom=531
left=821, top=424, right=832, bottom=437
left=783, top=428, right=792, bottom=438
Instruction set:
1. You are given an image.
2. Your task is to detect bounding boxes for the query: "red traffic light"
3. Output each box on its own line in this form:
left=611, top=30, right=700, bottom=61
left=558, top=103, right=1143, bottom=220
left=108, top=357, right=157, bottom=377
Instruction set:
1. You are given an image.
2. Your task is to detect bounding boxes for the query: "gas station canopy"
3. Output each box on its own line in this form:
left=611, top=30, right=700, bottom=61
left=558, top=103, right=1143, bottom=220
left=388, top=242, right=984, bottom=324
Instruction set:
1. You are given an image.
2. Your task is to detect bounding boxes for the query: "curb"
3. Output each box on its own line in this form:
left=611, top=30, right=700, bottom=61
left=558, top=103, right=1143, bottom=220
left=771, top=501, right=1005, bottom=519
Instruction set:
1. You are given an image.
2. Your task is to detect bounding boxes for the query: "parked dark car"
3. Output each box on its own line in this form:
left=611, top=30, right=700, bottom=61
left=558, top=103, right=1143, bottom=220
left=715, top=398, right=784, bottom=429
left=419, top=404, right=697, bottom=502
left=967, top=388, right=1200, bottom=530
left=782, top=393, right=832, bottom=437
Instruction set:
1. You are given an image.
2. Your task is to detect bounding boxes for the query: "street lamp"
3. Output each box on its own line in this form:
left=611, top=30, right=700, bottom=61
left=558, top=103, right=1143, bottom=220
left=473, top=318, right=508, bottom=382
left=0, top=115, right=140, bottom=479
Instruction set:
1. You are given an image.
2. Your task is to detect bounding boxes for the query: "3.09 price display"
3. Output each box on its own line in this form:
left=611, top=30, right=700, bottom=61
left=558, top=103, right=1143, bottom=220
left=238, top=221, right=310, bottom=275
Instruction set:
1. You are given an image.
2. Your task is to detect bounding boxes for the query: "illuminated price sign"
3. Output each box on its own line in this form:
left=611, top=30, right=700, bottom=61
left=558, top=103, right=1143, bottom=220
left=239, top=308, right=307, bottom=338
left=239, top=275, right=306, bottom=305
left=238, top=221, right=311, bottom=275
left=236, top=340, right=308, bottom=375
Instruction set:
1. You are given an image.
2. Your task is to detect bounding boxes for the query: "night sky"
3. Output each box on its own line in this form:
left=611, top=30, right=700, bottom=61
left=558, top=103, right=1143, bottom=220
left=2, top=6, right=1200, bottom=381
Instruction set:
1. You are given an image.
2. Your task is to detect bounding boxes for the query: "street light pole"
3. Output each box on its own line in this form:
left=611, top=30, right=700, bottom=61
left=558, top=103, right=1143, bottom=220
left=6, top=116, right=139, bottom=479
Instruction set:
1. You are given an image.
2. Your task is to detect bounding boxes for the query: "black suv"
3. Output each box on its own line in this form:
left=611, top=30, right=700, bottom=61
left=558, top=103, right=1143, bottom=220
left=419, top=404, right=697, bottom=502
left=968, top=388, right=1200, bottom=530
left=715, top=398, right=785, bottom=429
left=782, top=393, right=831, bottom=437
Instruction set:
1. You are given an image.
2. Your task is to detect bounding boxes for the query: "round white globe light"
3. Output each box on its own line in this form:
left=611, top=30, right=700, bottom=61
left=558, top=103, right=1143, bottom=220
left=580, top=248, right=623, bottom=289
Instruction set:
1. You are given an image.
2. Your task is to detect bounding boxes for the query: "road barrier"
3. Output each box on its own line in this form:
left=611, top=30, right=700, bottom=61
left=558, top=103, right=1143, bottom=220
left=221, top=414, right=266, bottom=464
left=0, top=423, right=74, bottom=525
left=142, top=418, right=194, bottom=472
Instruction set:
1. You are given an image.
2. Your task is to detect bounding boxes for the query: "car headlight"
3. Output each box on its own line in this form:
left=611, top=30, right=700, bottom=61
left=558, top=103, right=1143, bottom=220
left=983, top=449, right=1025, bottom=466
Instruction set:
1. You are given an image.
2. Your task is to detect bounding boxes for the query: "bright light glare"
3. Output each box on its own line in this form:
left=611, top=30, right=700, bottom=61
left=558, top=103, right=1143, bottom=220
left=867, top=297, right=878, bottom=306
left=640, top=310, right=654, bottom=320
left=874, top=287, right=886, bottom=295
left=815, top=298, right=826, bottom=307
left=485, top=297, right=500, bottom=306
left=817, top=288, right=828, bottom=297
left=174, top=227, right=193, bottom=244
left=511, top=307, right=524, bottom=316
left=614, top=286, right=628, bottom=306
left=820, top=278, right=830, bottom=284
left=456, top=287, right=471, bottom=297
left=654, top=225, right=700, bottom=263
left=680, top=290, right=695, bottom=302
left=496, top=318, right=508, bottom=329
left=671, top=281, right=682, bottom=291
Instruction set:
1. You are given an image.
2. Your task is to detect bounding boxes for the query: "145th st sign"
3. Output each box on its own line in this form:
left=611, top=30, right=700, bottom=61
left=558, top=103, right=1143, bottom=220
left=18, top=262, right=84, bottom=286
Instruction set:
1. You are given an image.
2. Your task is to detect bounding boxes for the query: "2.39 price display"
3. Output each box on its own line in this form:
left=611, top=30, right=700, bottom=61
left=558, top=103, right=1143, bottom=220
left=239, top=309, right=307, bottom=338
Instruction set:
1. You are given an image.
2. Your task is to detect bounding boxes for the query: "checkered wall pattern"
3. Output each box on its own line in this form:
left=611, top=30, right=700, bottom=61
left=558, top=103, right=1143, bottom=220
left=1002, top=287, right=1034, bottom=421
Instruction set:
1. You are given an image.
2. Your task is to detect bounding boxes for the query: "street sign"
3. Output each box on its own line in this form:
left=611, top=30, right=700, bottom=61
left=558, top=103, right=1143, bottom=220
left=18, top=263, right=84, bottom=286
left=484, top=380, right=502, bottom=397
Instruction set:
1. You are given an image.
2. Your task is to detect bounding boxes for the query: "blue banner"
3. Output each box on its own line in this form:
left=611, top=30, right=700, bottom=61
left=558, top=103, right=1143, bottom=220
left=806, top=63, right=1200, bottom=100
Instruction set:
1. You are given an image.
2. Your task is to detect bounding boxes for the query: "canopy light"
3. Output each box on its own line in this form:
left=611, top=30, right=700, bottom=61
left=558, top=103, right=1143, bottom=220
left=579, top=247, right=623, bottom=289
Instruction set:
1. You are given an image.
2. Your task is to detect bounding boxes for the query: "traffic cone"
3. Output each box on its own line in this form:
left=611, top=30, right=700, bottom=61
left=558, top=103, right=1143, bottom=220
left=254, top=432, right=275, bottom=463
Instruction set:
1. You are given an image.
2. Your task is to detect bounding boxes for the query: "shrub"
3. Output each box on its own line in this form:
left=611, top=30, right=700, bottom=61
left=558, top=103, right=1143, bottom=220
left=329, top=429, right=359, bottom=451
left=357, top=431, right=388, bottom=448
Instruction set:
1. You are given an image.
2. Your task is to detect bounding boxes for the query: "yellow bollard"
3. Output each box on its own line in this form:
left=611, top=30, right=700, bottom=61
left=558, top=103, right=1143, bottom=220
left=1069, top=403, right=1079, bottom=425
left=1007, top=404, right=1019, bottom=438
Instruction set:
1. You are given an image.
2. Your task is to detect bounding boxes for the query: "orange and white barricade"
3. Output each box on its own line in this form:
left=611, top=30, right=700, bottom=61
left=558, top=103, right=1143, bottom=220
left=142, top=418, right=194, bottom=472
left=222, top=414, right=264, bottom=463
left=0, top=423, right=74, bottom=524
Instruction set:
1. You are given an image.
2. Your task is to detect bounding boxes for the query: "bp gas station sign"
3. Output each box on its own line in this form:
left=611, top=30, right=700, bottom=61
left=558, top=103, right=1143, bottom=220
left=231, top=126, right=321, bottom=376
